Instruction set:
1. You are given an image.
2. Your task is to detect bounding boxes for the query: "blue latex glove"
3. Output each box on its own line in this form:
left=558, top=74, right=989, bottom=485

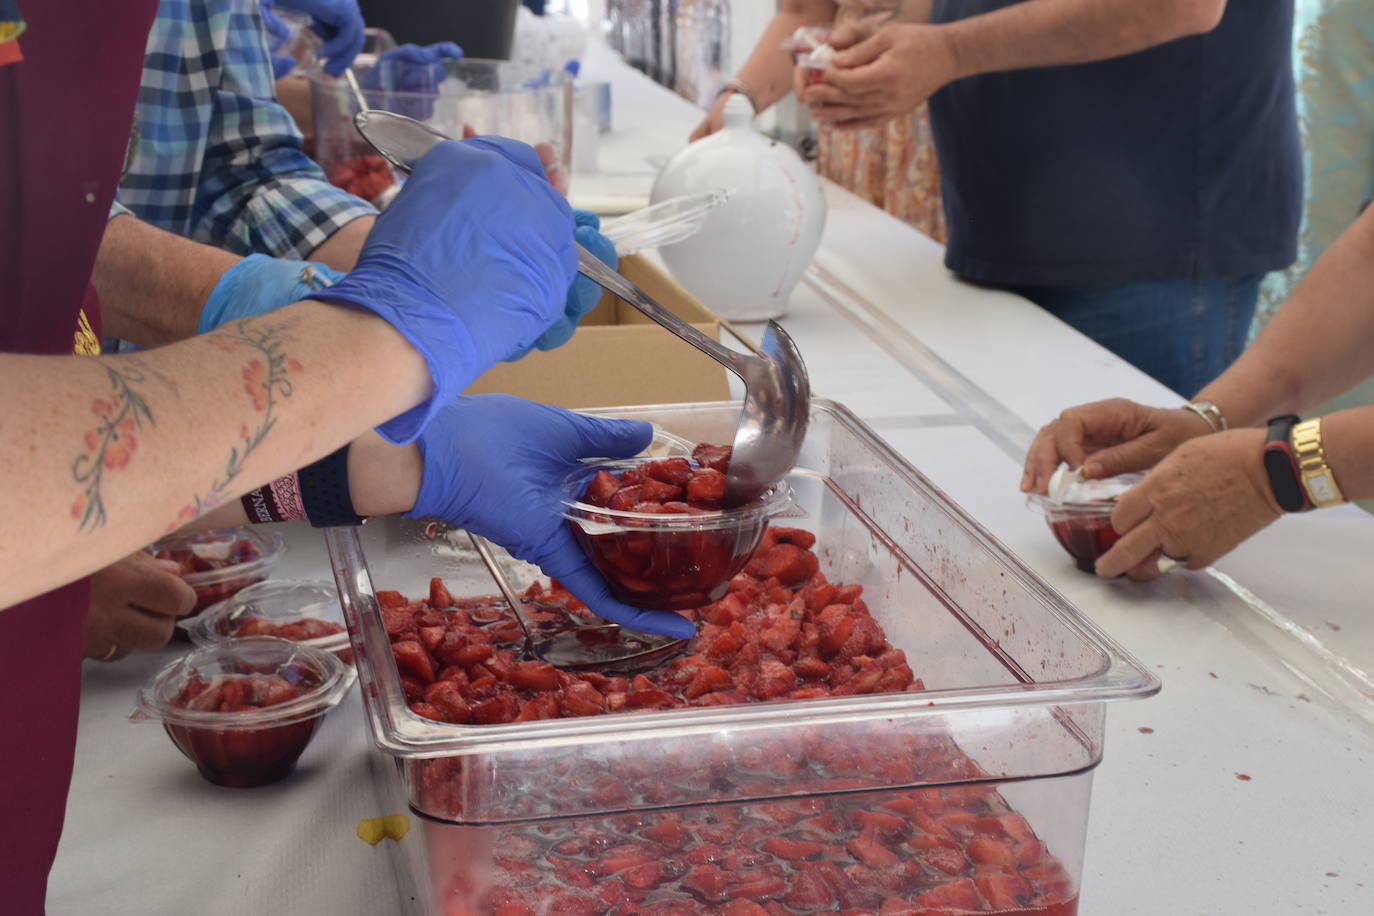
left=506, top=210, right=615, bottom=360
left=316, top=138, right=574, bottom=444
left=360, top=43, right=465, bottom=121
left=274, top=0, right=365, bottom=77
left=259, top=1, right=297, bottom=78
left=200, top=254, right=346, bottom=334
left=406, top=395, right=698, bottom=640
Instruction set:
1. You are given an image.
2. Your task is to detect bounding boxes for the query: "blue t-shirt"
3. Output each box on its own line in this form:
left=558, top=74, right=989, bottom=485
left=927, top=0, right=1300, bottom=288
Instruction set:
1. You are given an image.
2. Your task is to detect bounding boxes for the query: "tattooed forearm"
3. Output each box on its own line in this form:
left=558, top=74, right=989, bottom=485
left=169, top=318, right=304, bottom=530
left=71, top=364, right=155, bottom=531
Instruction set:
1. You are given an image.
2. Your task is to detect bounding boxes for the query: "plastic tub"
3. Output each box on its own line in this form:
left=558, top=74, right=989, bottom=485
left=561, top=455, right=794, bottom=610
left=310, top=56, right=572, bottom=201
left=148, top=526, right=286, bottom=617
left=1026, top=473, right=1141, bottom=574
left=131, top=637, right=351, bottom=787
left=182, top=578, right=353, bottom=664
left=325, top=400, right=1159, bottom=914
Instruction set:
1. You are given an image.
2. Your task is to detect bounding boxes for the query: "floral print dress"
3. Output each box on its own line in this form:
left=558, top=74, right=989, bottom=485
left=814, top=0, right=946, bottom=243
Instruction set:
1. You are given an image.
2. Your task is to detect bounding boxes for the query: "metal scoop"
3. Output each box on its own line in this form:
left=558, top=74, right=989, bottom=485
left=352, top=109, right=811, bottom=506
left=465, top=531, right=686, bottom=674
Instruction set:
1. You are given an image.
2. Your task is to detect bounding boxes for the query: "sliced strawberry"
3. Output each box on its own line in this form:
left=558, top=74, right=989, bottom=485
left=691, top=443, right=733, bottom=473
left=967, top=837, right=1016, bottom=867
left=583, top=469, right=620, bottom=506
left=391, top=640, right=435, bottom=683
left=508, top=660, right=562, bottom=691
left=428, top=577, right=456, bottom=608
left=760, top=543, right=818, bottom=587
left=914, top=877, right=983, bottom=910
left=761, top=835, right=822, bottom=860
left=686, top=468, right=726, bottom=505
left=470, top=693, right=519, bottom=724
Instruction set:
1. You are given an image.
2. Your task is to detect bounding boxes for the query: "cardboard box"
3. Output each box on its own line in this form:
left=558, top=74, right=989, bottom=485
left=464, top=254, right=731, bottom=409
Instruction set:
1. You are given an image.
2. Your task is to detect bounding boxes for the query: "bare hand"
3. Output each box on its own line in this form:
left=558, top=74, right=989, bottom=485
left=1095, top=429, right=1281, bottom=580
left=801, top=21, right=958, bottom=131
left=689, top=91, right=736, bottom=143
left=1021, top=398, right=1212, bottom=495
left=85, top=552, right=196, bottom=661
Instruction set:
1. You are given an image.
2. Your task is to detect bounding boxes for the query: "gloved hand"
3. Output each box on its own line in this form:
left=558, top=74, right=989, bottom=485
left=360, top=42, right=464, bottom=120
left=316, top=138, right=574, bottom=443
left=259, top=1, right=298, bottom=79
left=406, top=395, right=698, bottom=640
left=200, top=254, right=346, bottom=334
left=274, top=0, right=365, bottom=77
left=506, top=209, right=614, bottom=360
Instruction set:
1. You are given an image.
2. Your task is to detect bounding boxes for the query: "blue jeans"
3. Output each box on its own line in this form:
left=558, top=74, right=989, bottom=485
left=1003, top=274, right=1264, bottom=397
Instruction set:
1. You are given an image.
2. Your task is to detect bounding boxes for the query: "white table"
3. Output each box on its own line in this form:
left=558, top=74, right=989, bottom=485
left=49, top=41, right=1374, bottom=916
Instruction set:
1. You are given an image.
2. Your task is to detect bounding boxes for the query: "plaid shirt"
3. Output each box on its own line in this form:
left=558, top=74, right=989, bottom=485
left=112, top=0, right=374, bottom=259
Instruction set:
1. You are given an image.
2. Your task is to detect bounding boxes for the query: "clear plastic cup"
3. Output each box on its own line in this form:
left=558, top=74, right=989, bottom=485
left=148, top=527, right=287, bottom=617
left=1026, top=473, right=1142, bottom=573
left=560, top=456, right=794, bottom=610
left=309, top=56, right=572, bottom=200
left=182, top=579, right=353, bottom=664
left=782, top=25, right=834, bottom=86
left=131, top=637, right=352, bottom=787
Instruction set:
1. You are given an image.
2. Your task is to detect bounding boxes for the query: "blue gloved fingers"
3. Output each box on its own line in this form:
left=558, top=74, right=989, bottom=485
left=200, top=255, right=347, bottom=335
left=260, top=1, right=292, bottom=49
left=271, top=54, right=297, bottom=80
left=553, top=410, right=653, bottom=461
left=572, top=208, right=601, bottom=231
left=318, top=17, right=365, bottom=76
left=530, top=528, right=698, bottom=640
left=461, top=136, right=553, bottom=186
left=524, top=222, right=614, bottom=354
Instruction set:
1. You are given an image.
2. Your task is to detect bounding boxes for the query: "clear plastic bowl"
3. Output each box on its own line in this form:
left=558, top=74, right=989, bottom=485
left=182, top=579, right=352, bottom=664
left=309, top=56, right=572, bottom=200
left=148, top=527, right=287, bottom=617
left=131, top=637, right=351, bottom=787
left=1026, top=473, right=1142, bottom=573
left=560, top=456, right=794, bottom=610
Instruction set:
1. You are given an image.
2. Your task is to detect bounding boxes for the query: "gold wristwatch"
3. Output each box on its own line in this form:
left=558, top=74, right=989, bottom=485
left=1290, top=417, right=1347, bottom=508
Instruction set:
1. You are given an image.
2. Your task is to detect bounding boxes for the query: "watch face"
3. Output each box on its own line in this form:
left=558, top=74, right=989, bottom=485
left=1307, top=473, right=1339, bottom=504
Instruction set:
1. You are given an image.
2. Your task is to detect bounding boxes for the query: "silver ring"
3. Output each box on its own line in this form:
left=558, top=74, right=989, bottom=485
left=100, top=643, right=119, bottom=661
left=1155, top=555, right=1181, bottom=574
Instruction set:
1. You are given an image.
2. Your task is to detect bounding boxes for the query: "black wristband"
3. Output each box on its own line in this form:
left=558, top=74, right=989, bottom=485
left=1262, top=415, right=1311, bottom=513
left=298, top=444, right=366, bottom=528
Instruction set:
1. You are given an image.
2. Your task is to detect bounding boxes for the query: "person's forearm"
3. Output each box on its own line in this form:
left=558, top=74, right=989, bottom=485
left=94, top=215, right=239, bottom=348
left=736, top=0, right=837, bottom=112
left=1196, top=207, right=1374, bottom=426
left=306, top=215, right=375, bottom=272
left=1, top=300, right=429, bottom=611
left=943, top=0, right=1225, bottom=80
left=1322, top=407, right=1374, bottom=502
left=193, top=428, right=422, bottom=531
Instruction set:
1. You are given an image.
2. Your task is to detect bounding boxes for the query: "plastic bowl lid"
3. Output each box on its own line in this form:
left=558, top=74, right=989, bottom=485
left=181, top=579, right=348, bottom=655
left=147, top=526, right=287, bottom=587
left=131, top=637, right=351, bottom=730
left=560, top=456, right=795, bottom=535
left=1026, top=469, right=1143, bottom=519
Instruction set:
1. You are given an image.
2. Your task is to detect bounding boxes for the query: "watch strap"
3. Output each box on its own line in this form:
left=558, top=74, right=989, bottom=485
left=1262, top=415, right=1311, bottom=513
left=1291, top=417, right=1347, bottom=508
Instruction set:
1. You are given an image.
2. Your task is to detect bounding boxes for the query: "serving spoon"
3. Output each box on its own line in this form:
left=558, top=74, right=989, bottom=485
left=351, top=109, right=811, bottom=507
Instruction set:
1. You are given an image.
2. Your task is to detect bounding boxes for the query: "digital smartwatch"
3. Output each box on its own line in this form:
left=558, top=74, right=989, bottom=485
left=1262, top=415, right=1312, bottom=513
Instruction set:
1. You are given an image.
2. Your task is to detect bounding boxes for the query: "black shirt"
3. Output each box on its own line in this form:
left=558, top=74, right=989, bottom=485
left=928, top=0, right=1301, bottom=287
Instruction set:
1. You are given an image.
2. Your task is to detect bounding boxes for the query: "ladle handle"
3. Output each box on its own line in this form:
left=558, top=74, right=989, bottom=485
left=576, top=244, right=752, bottom=376
left=465, top=531, right=537, bottom=650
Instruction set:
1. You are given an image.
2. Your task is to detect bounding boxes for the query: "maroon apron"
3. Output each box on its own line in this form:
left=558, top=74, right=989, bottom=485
left=0, top=1, right=158, bottom=910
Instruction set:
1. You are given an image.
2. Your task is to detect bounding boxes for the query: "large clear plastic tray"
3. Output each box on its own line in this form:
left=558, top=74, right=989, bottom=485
left=326, top=399, right=1158, bottom=825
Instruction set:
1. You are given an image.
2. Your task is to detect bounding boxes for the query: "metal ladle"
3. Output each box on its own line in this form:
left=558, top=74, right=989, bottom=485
left=351, top=109, right=811, bottom=507
left=465, top=531, right=686, bottom=673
